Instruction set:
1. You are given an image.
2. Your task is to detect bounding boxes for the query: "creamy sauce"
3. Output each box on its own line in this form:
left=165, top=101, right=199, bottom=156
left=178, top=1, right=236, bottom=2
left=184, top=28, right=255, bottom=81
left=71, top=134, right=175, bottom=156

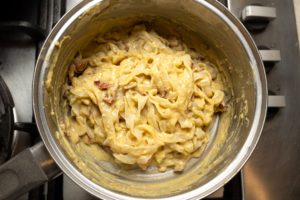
left=60, top=25, right=226, bottom=172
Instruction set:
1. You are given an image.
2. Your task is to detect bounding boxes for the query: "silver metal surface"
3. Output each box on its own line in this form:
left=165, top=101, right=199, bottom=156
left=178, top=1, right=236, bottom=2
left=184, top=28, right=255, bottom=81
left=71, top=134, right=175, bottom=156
left=259, top=50, right=281, bottom=62
left=30, top=142, right=61, bottom=179
left=0, top=32, right=40, bottom=200
left=0, top=34, right=34, bottom=123
left=242, top=5, right=276, bottom=22
left=268, top=95, right=286, bottom=108
left=33, top=0, right=267, bottom=199
left=63, top=165, right=225, bottom=200
left=0, top=32, right=35, bottom=176
left=66, top=0, right=79, bottom=11
left=229, top=0, right=300, bottom=199
left=0, top=16, right=42, bottom=200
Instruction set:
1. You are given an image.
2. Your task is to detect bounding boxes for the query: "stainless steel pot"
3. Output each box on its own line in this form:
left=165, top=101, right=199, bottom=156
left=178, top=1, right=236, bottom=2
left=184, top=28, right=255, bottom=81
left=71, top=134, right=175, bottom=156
left=0, top=0, right=267, bottom=199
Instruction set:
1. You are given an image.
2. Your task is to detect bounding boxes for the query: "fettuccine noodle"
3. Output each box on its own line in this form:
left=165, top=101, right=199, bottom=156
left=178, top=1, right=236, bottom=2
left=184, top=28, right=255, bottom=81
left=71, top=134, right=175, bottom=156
left=62, top=25, right=225, bottom=172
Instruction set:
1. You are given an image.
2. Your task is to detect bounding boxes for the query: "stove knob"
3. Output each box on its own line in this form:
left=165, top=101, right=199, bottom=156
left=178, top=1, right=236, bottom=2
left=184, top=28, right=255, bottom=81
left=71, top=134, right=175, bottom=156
left=242, top=5, right=276, bottom=32
left=259, top=49, right=281, bottom=62
left=268, top=95, right=286, bottom=108
left=267, top=94, right=286, bottom=120
left=258, top=49, right=281, bottom=73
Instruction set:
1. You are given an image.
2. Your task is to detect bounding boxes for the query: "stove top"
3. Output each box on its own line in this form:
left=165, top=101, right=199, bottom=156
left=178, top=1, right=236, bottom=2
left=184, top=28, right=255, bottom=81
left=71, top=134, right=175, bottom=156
left=0, top=0, right=299, bottom=199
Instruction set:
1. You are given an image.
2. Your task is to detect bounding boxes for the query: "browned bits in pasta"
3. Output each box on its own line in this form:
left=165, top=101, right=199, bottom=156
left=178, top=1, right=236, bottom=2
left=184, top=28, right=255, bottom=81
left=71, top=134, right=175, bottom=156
left=94, top=80, right=111, bottom=90
left=61, top=25, right=225, bottom=172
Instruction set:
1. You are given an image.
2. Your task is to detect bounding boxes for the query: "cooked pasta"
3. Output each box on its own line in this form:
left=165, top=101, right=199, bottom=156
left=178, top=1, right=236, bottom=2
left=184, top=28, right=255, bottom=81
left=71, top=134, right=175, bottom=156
left=61, top=25, right=225, bottom=172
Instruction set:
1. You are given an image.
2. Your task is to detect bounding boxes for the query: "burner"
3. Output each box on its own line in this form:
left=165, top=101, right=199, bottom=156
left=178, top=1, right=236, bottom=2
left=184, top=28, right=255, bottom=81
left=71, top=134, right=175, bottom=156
left=0, top=75, right=14, bottom=164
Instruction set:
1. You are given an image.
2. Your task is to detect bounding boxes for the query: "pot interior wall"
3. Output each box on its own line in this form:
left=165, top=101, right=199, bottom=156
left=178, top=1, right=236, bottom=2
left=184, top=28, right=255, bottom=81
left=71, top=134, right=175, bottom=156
left=43, top=0, right=258, bottom=198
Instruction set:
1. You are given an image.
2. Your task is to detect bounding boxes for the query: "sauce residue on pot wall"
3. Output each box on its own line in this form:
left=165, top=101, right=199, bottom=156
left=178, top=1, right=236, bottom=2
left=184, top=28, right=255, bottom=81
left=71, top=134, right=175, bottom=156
left=43, top=10, right=251, bottom=198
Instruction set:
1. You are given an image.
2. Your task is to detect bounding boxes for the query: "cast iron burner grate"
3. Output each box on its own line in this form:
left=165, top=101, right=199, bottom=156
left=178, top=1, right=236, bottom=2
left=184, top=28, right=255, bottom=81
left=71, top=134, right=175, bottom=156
left=0, top=75, right=14, bottom=164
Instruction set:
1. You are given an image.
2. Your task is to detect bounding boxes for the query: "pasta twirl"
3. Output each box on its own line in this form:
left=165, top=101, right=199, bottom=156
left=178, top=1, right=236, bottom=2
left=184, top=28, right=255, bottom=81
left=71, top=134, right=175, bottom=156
left=62, top=25, right=225, bottom=172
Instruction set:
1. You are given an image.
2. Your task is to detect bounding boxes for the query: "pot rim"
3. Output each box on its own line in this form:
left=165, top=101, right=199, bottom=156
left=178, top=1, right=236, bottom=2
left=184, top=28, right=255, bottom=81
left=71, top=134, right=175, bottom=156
left=33, top=0, right=267, bottom=199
